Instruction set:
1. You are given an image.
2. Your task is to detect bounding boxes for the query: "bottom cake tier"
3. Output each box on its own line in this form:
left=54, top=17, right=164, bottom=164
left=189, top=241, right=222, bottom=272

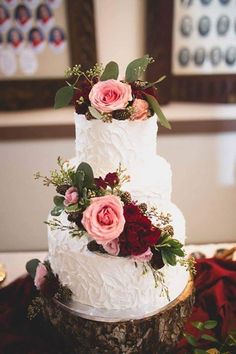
left=48, top=210, right=189, bottom=314
left=42, top=279, right=194, bottom=354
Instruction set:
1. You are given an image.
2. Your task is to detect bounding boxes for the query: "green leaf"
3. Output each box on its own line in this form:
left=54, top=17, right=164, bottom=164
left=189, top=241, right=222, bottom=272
left=125, top=54, right=151, bottom=82
left=183, top=333, right=198, bottom=347
left=145, top=75, right=166, bottom=88
left=54, top=85, right=74, bottom=109
left=51, top=205, right=64, bottom=216
left=53, top=195, right=64, bottom=206
left=145, top=93, right=171, bottom=129
left=88, top=106, right=103, bottom=119
left=201, top=334, right=218, bottom=343
left=74, top=170, right=85, bottom=193
left=77, top=162, right=94, bottom=189
left=172, top=248, right=185, bottom=257
left=192, top=321, right=205, bottom=331
left=161, top=249, right=177, bottom=266
left=203, top=320, right=218, bottom=330
left=65, top=204, right=79, bottom=212
left=26, top=259, right=40, bottom=279
left=100, top=61, right=119, bottom=81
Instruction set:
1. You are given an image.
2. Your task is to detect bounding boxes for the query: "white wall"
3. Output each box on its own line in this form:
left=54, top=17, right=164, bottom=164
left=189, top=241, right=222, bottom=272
left=0, top=0, right=236, bottom=251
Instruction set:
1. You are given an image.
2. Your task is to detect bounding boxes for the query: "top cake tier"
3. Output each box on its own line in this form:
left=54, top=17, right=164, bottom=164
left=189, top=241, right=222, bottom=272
left=75, top=113, right=158, bottom=176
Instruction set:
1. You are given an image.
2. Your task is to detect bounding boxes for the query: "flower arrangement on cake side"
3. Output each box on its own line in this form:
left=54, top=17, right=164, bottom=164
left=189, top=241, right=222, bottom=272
left=26, top=158, right=195, bottom=316
left=54, top=54, right=171, bottom=129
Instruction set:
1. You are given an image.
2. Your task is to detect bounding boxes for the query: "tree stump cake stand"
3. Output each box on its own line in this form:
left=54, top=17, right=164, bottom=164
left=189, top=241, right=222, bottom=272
left=43, top=280, right=194, bottom=354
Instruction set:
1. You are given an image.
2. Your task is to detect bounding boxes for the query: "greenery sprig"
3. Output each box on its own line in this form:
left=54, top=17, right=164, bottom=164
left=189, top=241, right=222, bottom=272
left=53, top=55, right=171, bottom=129
left=34, top=157, right=75, bottom=187
left=154, top=233, right=185, bottom=266
left=45, top=218, right=85, bottom=238
left=183, top=320, right=236, bottom=354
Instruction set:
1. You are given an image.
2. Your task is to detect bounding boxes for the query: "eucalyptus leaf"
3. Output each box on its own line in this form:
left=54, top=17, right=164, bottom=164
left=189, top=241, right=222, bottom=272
left=74, top=169, right=85, bottom=193
left=53, top=195, right=65, bottom=206
left=100, top=61, right=119, bottom=81
left=26, top=258, right=40, bottom=279
left=201, top=334, right=218, bottom=343
left=125, top=54, right=151, bottom=82
left=203, top=320, right=218, bottom=330
left=88, top=106, right=103, bottom=119
left=54, top=85, right=74, bottom=109
left=145, top=93, right=171, bottom=129
left=77, top=162, right=94, bottom=188
left=51, top=205, right=64, bottom=216
left=183, top=333, right=198, bottom=347
left=65, top=204, right=79, bottom=212
left=192, top=321, right=205, bottom=331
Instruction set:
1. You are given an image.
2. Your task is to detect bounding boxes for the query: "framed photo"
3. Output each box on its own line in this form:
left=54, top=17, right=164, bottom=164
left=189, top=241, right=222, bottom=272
left=146, top=0, right=236, bottom=104
left=0, top=0, right=97, bottom=110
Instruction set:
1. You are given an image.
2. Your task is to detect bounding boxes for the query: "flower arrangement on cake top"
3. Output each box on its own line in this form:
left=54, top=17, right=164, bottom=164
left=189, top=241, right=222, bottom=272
left=34, top=158, right=193, bottom=278
left=54, top=55, right=171, bottom=129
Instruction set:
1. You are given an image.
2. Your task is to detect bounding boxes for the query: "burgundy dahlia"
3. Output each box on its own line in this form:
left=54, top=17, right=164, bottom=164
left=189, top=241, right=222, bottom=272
left=119, top=203, right=162, bottom=257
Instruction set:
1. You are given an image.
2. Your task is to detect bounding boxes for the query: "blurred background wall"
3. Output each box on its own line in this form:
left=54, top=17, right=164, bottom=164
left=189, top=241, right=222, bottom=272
left=0, top=0, right=235, bottom=251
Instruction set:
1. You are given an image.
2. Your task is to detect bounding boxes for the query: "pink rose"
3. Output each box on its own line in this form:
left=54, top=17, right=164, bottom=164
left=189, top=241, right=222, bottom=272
left=64, top=186, right=79, bottom=206
left=130, top=98, right=149, bottom=120
left=131, top=248, right=153, bottom=262
left=81, top=195, right=125, bottom=244
left=34, top=262, right=47, bottom=290
left=89, top=79, right=132, bottom=113
left=103, top=238, right=120, bottom=256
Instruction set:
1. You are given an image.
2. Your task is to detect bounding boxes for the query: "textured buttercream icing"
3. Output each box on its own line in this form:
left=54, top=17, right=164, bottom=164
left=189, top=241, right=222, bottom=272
left=48, top=211, right=188, bottom=311
left=48, top=114, right=188, bottom=312
left=73, top=113, right=172, bottom=202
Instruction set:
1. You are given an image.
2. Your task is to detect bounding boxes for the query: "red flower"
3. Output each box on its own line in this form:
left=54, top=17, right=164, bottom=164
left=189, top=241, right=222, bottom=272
left=94, top=177, right=107, bottom=189
left=95, top=172, right=119, bottom=190
left=73, top=80, right=92, bottom=114
left=119, top=203, right=162, bottom=257
left=104, top=172, right=119, bottom=188
left=123, top=203, right=145, bottom=223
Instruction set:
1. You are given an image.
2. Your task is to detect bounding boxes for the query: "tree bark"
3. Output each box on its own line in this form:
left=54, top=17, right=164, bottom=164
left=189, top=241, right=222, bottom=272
left=43, top=280, right=194, bottom=354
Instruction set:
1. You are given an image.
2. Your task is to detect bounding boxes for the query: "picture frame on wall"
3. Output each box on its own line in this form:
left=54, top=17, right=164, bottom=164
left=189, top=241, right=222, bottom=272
left=0, top=0, right=97, bottom=111
left=146, top=0, right=236, bottom=105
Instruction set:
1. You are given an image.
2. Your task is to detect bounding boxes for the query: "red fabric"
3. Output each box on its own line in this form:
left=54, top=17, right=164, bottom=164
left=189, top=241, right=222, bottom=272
left=177, top=258, right=236, bottom=353
left=0, top=258, right=235, bottom=354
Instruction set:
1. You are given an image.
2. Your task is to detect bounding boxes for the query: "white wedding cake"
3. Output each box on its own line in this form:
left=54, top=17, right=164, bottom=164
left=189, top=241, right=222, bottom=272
left=29, top=56, right=192, bottom=322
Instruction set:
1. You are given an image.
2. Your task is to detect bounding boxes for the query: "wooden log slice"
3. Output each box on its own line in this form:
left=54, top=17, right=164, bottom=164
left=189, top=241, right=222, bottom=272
left=43, top=279, right=194, bottom=354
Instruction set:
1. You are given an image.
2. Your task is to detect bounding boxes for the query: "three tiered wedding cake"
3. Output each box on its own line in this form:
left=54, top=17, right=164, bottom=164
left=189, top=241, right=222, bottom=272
left=26, top=57, right=194, bottom=346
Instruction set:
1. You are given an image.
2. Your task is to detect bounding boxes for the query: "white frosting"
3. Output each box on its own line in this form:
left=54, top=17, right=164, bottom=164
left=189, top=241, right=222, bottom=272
left=73, top=113, right=172, bottom=202
left=48, top=211, right=188, bottom=312
left=47, top=114, right=188, bottom=313
left=75, top=113, right=157, bottom=175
